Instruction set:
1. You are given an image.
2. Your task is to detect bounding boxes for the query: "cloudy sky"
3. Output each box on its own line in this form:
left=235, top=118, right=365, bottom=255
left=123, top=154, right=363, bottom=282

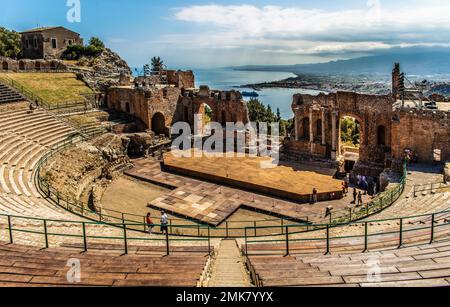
left=2, top=0, right=450, bottom=68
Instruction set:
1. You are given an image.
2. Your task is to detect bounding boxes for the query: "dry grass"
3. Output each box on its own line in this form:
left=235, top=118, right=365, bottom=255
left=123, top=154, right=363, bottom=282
left=0, top=72, right=93, bottom=105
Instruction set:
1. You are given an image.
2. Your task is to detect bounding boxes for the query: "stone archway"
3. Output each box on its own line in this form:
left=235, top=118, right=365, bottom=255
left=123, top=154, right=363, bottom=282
left=2, top=61, right=8, bottom=71
left=35, top=61, right=41, bottom=71
left=19, top=61, right=25, bottom=71
left=151, top=112, right=166, bottom=136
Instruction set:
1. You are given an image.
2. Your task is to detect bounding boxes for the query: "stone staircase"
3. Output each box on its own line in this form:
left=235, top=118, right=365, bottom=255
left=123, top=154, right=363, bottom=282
left=208, top=239, right=252, bottom=287
left=0, top=83, right=26, bottom=105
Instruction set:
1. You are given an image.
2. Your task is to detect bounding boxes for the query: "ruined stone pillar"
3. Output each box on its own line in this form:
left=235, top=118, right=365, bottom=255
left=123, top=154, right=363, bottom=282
left=331, top=111, right=338, bottom=160
left=294, top=111, right=299, bottom=141
left=321, top=108, right=326, bottom=146
left=309, top=108, right=314, bottom=143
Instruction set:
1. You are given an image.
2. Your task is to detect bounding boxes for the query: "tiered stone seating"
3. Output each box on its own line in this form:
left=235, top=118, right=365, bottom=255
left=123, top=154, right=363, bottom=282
left=245, top=239, right=450, bottom=287
left=0, top=109, right=77, bottom=198
left=0, top=242, right=210, bottom=287
left=0, top=83, right=25, bottom=104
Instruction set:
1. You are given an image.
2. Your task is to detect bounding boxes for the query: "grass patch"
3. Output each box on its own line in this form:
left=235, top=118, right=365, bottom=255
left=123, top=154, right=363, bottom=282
left=0, top=72, right=93, bottom=105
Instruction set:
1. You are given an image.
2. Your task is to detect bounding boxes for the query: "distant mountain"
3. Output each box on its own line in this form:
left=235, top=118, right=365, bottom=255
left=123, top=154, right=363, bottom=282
left=233, top=49, right=450, bottom=76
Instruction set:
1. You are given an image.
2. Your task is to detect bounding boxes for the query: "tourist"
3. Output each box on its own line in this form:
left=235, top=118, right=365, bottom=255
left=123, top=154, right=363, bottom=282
left=342, top=182, right=347, bottom=197
left=146, top=213, right=154, bottom=234
left=325, top=205, right=334, bottom=218
left=311, top=188, right=318, bottom=204
left=344, top=181, right=349, bottom=194
left=352, top=188, right=357, bottom=204
left=160, top=210, right=169, bottom=234
left=28, top=102, right=34, bottom=114
left=357, top=191, right=363, bottom=207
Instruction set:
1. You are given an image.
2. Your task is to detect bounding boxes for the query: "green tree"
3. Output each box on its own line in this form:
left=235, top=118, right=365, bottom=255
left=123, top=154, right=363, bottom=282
left=151, top=56, right=165, bottom=72
left=276, top=108, right=281, bottom=122
left=0, top=27, right=21, bottom=59
left=88, top=37, right=105, bottom=49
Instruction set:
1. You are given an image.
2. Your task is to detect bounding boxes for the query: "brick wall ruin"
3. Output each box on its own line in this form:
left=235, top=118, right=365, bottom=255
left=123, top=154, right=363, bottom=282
left=286, top=90, right=450, bottom=177
left=0, top=57, right=68, bottom=72
left=106, top=71, right=249, bottom=136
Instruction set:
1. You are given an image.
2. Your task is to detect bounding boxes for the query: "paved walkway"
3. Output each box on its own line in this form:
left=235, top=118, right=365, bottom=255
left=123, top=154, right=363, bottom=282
left=208, top=240, right=252, bottom=287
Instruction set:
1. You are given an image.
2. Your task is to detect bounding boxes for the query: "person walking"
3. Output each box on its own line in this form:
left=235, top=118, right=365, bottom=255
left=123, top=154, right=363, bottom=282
left=146, top=213, right=154, bottom=234
left=342, top=182, right=347, bottom=197
left=357, top=191, right=363, bottom=207
left=311, top=188, right=318, bottom=204
left=352, top=188, right=357, bottom=204
left=160, top=210, right=169, bottom=234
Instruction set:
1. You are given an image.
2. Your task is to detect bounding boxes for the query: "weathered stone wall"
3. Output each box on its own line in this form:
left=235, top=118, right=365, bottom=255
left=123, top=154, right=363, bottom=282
left=166, top=70, right=195, bottom=89
left=0, top=57, right=68, bottom=72
left=289, top=91, right=393, bottom=165
left=391, top=108, right=450, bottom=163
left=107, top=81, right=249, bottom=135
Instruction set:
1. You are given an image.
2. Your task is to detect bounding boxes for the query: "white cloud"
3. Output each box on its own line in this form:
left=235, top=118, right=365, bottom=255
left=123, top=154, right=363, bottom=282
left=171, top=2, right=450, bottom=56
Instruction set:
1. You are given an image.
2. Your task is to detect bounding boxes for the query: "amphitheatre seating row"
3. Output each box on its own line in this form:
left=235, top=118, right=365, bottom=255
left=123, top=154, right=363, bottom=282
left=245, top=239, right=450, bottom=287
left=0, top=83, right=25, bottom=105
left=0, top=109, right=78, bottom=198
left=0, top=241, right=210, bottom=287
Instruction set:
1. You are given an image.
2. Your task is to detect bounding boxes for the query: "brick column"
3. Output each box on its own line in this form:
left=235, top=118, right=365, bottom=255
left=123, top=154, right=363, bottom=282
left=294, top=111, right=299, bottom=141
left=309, top=108, right=314, bottom=143
left=321, top=108, right=326, bottom=146
left=331, top=111, right=338, bottom=160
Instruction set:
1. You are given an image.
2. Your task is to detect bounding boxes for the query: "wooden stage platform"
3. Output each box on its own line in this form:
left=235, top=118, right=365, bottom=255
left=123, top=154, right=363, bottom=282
left=162, top=152, right=343, bottom=203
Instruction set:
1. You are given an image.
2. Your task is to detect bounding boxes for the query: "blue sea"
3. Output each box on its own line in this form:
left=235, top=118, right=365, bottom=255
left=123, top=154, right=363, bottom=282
left=194, top=68, right=324, bottom=119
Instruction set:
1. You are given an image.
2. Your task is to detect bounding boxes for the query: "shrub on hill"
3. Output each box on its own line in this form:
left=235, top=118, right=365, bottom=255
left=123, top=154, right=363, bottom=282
left=62, top=37, right=105, bottom=60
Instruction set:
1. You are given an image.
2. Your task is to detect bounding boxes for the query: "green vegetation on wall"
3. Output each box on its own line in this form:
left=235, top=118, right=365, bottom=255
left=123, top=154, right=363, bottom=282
left=341, top=117, right=360, bottom=147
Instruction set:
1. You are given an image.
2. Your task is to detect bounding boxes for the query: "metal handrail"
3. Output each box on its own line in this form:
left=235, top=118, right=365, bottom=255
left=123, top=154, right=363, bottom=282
left=34, top=133, right=411, bottom=239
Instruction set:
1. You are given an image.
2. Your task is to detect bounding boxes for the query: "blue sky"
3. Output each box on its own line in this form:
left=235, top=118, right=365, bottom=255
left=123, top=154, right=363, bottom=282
left=2, top=0, right=450, bottom=69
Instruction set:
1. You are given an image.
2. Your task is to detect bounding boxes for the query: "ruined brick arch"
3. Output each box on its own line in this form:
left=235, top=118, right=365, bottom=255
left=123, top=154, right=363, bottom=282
left=2, top=61, right=8, bottom=70
left=35, top=61, right=41, bottom=71
left=377, top=125, right=386, bottom=146
left=151, top=112, right=167, bottom=136
left=315, top=119, right=323, bottom=142
left=301, top=117, right=310, bottom=139
left=19, top=61, right=25, bottom=71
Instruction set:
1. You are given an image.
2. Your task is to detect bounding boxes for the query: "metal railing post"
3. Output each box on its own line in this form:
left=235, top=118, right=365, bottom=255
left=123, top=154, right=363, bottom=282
left=197, top=224, right=201, bottom=237
left=398, top=218, right=403, bottom=249
left=43, top=220, right=49, bottom=249
left=165, top=228, right=170, bottom=256
left=226, top=222, right=229, bottom=238
left=430, top=214, right=435, bottom=244
left=82, top=222, right=87, bottom=252
left=244, top=228, right=248, bottom=256
left=363, top=222, right=368, bottom=252
left=254, top=221, right=257, bottom=237
left=7, top=215, right=13, bottom=244
left=284, top=226, right=289, bottom=256
left=143, top=216, right=147, bottom=232
left=325, top=225, right=330, bottom=255
left=281, top=219, right=284, bottom=234
left=123, top=223, right=128, bottom=255
left=207, top=227, right=211, bottom=255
